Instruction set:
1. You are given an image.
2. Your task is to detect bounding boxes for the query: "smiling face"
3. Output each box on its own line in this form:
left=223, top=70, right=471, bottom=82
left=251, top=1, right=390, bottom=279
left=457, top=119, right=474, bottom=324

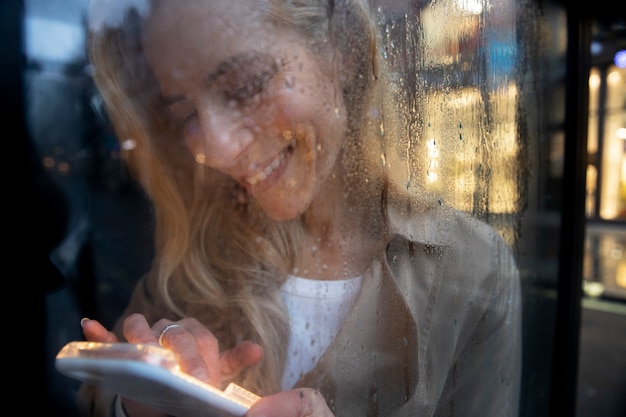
left=141, top=0, right=348, bottom=220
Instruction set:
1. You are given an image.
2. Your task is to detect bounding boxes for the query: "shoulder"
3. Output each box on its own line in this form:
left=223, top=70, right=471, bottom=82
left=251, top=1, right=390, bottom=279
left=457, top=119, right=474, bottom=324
left=387, top=198, right=509, bottom=250
left=385, top=198, right=518, bottom=292
left=383, top=198, right=521, bottom=337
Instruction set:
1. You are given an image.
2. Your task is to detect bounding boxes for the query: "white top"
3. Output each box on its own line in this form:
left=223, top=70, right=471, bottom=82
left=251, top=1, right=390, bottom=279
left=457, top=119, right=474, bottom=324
left=279, top=275, right=362, bottom=390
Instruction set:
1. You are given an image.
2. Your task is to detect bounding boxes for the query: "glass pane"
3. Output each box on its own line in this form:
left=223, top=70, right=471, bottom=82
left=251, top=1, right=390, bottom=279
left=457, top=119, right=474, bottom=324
left=24, top=1, right=578, bottom=416
left=579, top=15, right=626, bottom=417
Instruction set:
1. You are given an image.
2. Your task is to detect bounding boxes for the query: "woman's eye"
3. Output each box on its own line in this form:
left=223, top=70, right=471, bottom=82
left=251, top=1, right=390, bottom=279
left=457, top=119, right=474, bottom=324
left=226, top=69, right=275, bottom=102
left=166, top=100, right=201, bottom=137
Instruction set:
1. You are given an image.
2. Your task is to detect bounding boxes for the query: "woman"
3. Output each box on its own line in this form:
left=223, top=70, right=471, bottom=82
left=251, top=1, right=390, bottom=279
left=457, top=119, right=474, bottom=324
left=80, top=0, right=522, bottom=416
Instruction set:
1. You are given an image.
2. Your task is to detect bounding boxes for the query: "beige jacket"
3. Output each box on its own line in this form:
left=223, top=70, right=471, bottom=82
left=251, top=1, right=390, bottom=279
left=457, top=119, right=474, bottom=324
left=78, top=203, right=522, bottom=417
left=300, top=204, right=522, bottom=416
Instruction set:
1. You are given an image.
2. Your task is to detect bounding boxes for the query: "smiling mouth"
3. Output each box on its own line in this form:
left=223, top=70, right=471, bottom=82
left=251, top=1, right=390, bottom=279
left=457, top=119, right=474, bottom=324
left=245, top=143, right=294, bottom=185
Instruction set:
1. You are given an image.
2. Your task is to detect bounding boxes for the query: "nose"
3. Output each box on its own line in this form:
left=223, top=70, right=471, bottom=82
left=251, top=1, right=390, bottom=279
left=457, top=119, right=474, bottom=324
left=195, top=105, right=254, bottom=169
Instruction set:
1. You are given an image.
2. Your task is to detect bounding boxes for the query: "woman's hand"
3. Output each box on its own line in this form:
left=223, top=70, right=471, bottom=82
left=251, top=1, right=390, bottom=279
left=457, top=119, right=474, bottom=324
left=247, top=388, right=335, bottom=417
left=81, top=316, right=334, bottom=417
left=81, top=315, right=263, bottom=386
left=118, top=314, right=263, bottom=387
left=81, top=314, right=264, bottom=417
left=81, top=317, right=119, bottom=343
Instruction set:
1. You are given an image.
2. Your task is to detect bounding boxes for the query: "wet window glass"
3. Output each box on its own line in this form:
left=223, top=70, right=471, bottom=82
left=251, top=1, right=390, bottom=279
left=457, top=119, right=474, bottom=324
left=17, top=1, right=623, bottom=417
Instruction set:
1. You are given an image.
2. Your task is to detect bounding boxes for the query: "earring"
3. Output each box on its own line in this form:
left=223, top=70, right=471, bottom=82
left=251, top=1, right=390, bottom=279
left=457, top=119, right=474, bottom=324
left=195, top=153, right=206, bottom=164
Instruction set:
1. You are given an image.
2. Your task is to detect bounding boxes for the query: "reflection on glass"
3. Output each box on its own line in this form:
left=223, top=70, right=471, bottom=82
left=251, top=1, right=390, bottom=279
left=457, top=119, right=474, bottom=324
left=600, top=67, right=626, bottom=219
left=587, top=66, right=626, bottom=221
left=585, top=52, right=626, bottom=300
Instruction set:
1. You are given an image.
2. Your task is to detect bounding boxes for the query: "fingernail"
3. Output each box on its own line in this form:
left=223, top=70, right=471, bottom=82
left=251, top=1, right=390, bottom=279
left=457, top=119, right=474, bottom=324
left=80, top=317, right=91, bottom=328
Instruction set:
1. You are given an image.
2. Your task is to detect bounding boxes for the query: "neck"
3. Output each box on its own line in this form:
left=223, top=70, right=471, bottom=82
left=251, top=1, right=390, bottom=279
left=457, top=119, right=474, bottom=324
left=295, top=170, right=388, bottom=280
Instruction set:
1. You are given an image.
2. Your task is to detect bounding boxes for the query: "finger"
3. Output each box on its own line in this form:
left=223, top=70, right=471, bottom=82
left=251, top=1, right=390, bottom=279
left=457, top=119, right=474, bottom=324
left=122, top=313, right=160, bottom=346
left=247, top=388, right=334, bottom=417
left=81, top=318, right=119, bottom=343
left=156, top=318, right=219, bottom=385
left=219, top=341, right=263, bottom=382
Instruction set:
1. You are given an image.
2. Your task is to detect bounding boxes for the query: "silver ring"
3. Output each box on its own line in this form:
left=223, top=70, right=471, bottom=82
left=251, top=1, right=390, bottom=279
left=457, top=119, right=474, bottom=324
left=158, top=323, right=183, bottom=346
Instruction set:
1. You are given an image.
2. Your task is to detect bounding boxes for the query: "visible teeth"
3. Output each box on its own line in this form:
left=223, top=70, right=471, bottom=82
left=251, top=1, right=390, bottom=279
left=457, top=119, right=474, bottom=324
left=246, top=152, right=285, bottom=185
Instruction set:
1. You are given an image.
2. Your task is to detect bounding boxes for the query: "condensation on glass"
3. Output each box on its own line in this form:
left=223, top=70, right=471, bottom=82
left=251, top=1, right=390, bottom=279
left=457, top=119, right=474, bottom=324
left=25, top=1, right=574, bottom=416
left=372, top=0, right=523, bottom=245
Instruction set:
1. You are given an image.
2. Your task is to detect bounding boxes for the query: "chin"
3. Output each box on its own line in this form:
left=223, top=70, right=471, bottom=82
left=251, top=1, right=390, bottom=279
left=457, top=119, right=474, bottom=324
left=255, top=185, right=314, bottom=221
left=260, top=200, right=307, bottom=222
left=264, top=209, right=301, bottom=222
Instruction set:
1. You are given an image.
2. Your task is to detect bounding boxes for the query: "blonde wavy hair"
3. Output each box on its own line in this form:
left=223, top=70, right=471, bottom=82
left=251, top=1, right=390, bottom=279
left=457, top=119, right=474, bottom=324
left=88, top=0, right=399, bottom=394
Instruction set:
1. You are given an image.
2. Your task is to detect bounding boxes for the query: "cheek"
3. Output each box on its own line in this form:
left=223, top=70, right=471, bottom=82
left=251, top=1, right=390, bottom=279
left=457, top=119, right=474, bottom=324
left=272, top=87, right=345, bottom=139
left=269, top=90, right=300, bottom=124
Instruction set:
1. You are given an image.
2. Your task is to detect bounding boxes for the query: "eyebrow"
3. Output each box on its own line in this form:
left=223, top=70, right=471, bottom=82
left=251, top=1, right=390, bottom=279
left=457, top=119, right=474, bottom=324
left=206, top=52, right=268, bottom=84
left=161, top=52, right=271, bottom=107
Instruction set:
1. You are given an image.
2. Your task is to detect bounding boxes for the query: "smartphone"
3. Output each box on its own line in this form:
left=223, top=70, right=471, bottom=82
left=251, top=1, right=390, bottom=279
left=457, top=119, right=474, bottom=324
left=55, top=341, right=261, bottom=417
